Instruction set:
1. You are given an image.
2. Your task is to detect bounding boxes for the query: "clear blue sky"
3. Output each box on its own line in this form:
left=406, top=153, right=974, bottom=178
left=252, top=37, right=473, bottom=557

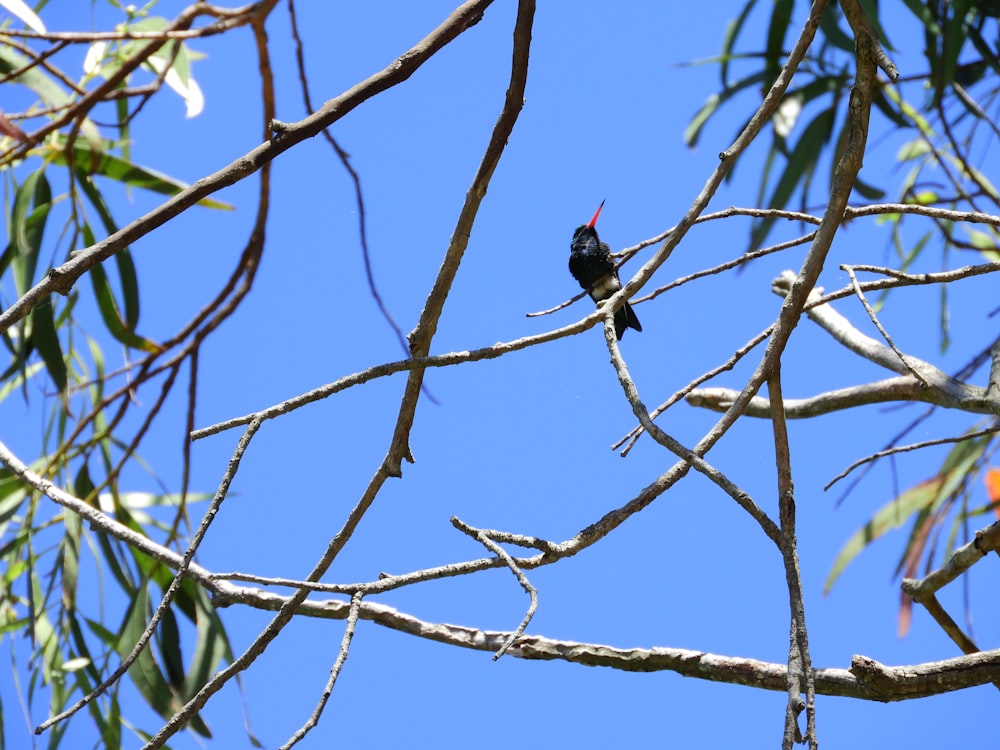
left=3, top=1, right=999, bottom=747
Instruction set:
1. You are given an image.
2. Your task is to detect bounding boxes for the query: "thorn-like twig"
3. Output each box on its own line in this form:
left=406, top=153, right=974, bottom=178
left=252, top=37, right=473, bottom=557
left=452, top=517, right=538, bottom=660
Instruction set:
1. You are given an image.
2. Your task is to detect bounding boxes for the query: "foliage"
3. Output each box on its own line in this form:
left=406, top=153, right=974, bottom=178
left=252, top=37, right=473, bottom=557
left=691, top=0, right=1000, bottom=603
left=0, top=0, right=238, bottom=743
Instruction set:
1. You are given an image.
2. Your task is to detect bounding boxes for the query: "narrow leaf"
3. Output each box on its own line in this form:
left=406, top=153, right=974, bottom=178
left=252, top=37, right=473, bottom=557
left=27, top=299, right=66, bottom=392
left=720, top=0, right=760, bottom=86
left=750, top=107, right=835, bottom=249
left=52, top=137, right=232, bottom=210
left=87, top=257, right=159, bottom=352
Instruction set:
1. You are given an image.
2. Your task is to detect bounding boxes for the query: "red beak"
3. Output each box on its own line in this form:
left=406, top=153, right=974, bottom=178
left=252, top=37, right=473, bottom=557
left=586, top=199, right=606, bottom=228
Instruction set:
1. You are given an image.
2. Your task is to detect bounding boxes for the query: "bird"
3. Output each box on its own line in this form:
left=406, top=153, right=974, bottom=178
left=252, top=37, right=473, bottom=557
left=568, top=200, right=642, bottom=340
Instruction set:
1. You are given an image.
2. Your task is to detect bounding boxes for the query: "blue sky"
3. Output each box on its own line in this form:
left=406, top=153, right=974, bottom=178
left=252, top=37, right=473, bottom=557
left=3, top=1, right=1000, bottom=747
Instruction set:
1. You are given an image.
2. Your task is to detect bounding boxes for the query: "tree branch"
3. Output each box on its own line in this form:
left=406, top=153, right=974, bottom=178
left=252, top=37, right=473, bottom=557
left=0, top=0, right=497, bottom=337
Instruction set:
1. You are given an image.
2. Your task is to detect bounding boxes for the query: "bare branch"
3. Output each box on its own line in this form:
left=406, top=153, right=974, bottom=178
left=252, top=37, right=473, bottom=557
left=688, top=272, right=1000, bottom=419
left=904, top=521, right=1000, bottom=596
left=279, top=592, right=364, bottom=750
left=900, top=521, right=1000, bottom=674
left=240, top=590, right=1000, bottom=701
left=385, top=0, right=533, bottom=476
left=140, top=4, right=512, bottom=747
left=605, top=313, right=782, bottom=546
left=34, top=416, right=263, bottom=733
left=826, top=426, right=1000, bottom=490
left=0, top=0, right=498, bottom=337
left=769, top=363, right=816, bottom=749
left=452, top=517, right=538, bottom=660
left=845, top=267, right=930, bottom=387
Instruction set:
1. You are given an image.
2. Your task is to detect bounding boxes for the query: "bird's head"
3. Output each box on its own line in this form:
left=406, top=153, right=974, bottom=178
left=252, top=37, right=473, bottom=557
left=570, top=200, right=605, bottom=255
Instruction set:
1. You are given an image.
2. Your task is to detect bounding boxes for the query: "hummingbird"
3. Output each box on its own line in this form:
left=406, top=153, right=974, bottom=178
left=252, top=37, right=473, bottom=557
left=569, top=200, right=642, bottom=340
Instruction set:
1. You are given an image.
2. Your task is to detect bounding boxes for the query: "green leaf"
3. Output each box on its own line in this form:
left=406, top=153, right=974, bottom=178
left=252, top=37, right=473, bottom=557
left=0, top=45, right=70, bottom=108
left=965, top=228, right=1000, bottom=261
left=872, top=87, right=911, bottom=129
left=938, top=0, right=974, bottom=104
left=826, top=435, right=988, bottom=593
left=153, top=40, right=190, bottom=88
left=28, top=298, right=67, bottom=392
left=158, top=605, right=186, bottom=687
left=685, top=71, right=769, bottom=148
left=964, top=23, right=1000, bottom=78
left=0, top=468, right=30, bottom=528
left=10, top=168, right=51, bottom=298
left=126, top=16, right=170, bottom=34
left=51, top=137, right=232, bottom=210
left=962, top=162, right=1000, bottom=201
left=851, top=176, right=886, bottom=200
left=60, top=491, right=83, bottom=611
left=67, top=606, right=103, bottom=685
left=819, top=4, right=855, bottom=54
left=0, top=358, right=44, bottom=406
left=182, top=583, right=230, bottom=699
left=750, top=106, right=835, bottom=249
left=119, top=585, right=178, bottom=724
left=87, top=249, right=159, bottom=353
left=901, top=0, right=939, bottom=33
left=882, top=84, right=936, bottom=139
left=826, top=478, right=942, bottom=594
left=720, top=0, right=759, bottom=86
left=76, top=179, right=142, bottom=329
left=117, top=579, right=213, bottom=737
left=939, top=270, right=950, bottom=353
left=765, top=0, right=794, bottom=86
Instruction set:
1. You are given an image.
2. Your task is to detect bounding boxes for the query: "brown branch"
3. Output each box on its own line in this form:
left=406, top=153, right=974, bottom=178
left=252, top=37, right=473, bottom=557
left=605, top=314, right=783, bottom=547
left=900, top=521, right=1000, bottom=683
left=142, top=3, right=528, bottom=746
left=234, top=590, right=1000, bottom=701
left=845, top=267, right=930, bottom=387
left=613, top=327, right=772, bottom=456
left=0, top=0, right=497, bottom=337
left=387, top=0, right=532, bottom=475
left=10, top=429, right=996, bottom=704
left=769, top=364, right=816, bottom=749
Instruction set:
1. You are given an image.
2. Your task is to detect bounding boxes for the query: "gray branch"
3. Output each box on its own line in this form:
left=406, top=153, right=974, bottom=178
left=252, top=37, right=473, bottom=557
left=687, top=270, right=1000, bottom=418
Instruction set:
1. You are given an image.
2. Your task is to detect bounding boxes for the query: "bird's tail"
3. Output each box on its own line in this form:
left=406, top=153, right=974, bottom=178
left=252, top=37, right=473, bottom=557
left=614, top=301, right=642, bottom=340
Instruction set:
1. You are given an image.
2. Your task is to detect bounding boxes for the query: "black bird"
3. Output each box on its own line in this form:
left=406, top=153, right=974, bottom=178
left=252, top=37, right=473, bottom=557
left=569, top=201, right=642, bottom=340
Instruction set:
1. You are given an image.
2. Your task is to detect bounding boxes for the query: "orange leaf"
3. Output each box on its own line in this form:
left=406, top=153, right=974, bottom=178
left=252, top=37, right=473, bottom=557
left=985, top=467, right=1000, bottom=519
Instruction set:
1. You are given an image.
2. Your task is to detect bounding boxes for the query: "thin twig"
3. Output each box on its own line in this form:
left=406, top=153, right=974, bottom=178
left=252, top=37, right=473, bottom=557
left=385, top=0, right=534, bottom=475
left=613, top=328, right=772, bottom=455
left=285, top=0, right=438, bottom=404
left=825, top=424, right=1000, bottom=490
left=605, top=316, right=782, bottom=546
left=845, top=267, right=930, bottom=387
left=452, top=517, right=538, bottom=660
left=34, top=416, right=263, bottom=734
left=279, top=592, right=364, bottom=750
